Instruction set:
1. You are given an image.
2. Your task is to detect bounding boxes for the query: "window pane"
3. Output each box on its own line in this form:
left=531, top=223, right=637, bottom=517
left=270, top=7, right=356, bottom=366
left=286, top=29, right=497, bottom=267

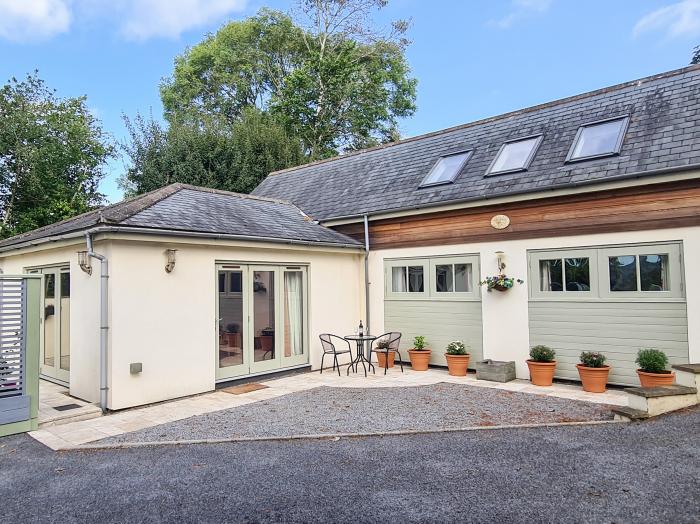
left=435, top=264, right=453, bottom=292
left=640, top=254, right=669, bottom=291
left=253, top=271, right=275, bottom=362
left=60, top=272, right=70, bottom=298
left=391, top=267, right=407, bottom=292
left=218, top=273, right=226, bottom=293
left=564, top=258, right=590, bottom=291
left=44, top=273, right=55, bottom=299
left=490, top=137, right=540, bottom=173
left=218, top=270, right=244, bottom=368
left=421, top=152, right=471, bottom=186
left=539, top=259, right=563, bottom=291
left=408, top=266, right=424, bottom=293
left=230, top=272, right=242, bottom=293
left=571, top=119, right=626, bottom=159
left=284, top=271, right=304, bottom=357
left=609, top=255, right=637, bottom=291
left=455, top=264, right=472, bottom=292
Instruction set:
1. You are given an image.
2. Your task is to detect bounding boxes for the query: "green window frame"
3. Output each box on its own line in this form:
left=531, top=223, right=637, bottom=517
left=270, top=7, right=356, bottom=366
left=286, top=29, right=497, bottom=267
left=528, top=242, right=684, bottom=302
left=384, top=255, right=480, bottom=301
left=528, top=249, right=598, bottom=300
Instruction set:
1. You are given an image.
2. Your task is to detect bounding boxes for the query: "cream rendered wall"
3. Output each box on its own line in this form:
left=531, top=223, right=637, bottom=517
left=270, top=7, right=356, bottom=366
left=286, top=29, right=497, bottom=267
left=368, top=226, right=700, bottom=380
left=0, top=241, right=103, bottom=403
left=107, top=238, right=363, bottom=410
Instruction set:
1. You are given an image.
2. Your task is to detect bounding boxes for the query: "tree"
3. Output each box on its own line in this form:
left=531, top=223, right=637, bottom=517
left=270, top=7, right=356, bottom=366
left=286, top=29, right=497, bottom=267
left=119, top=108, right=304, bottom=196
left=160, top=2, right=416, bottom=159
left=692, top=45, right=700, bottom=64
left=0, top=73, right=114, bottom=239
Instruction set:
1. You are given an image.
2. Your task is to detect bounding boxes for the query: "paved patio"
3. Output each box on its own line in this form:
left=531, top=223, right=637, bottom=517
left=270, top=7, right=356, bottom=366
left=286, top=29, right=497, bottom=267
left=29, top=368, right=628, bottom=450
left=38, top=380, right=102, bottom=427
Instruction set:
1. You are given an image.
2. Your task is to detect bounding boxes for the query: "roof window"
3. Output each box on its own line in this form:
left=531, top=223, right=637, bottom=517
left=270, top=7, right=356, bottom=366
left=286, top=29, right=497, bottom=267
left=419, top=150, right=472, bottom=187
left=566, top=116, right=629, bottom=162
left=487, top=135, right=542, bottom=175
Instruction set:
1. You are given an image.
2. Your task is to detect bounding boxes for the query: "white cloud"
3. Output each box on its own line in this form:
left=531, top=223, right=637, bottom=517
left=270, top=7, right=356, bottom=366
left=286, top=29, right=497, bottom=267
left=0, top=0, right=71, bottom=42
left=117, top=0, right=248, bottom=40
left=634, top=0, right=700, bottom=39
left=491, top=0, right=553, bottom=29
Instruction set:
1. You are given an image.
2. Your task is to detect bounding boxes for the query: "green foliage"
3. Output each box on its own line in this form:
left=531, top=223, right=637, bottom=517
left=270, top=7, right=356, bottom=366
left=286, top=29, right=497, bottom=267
left=0, top=73, right=114, bottom=238
left=692, top=45, right=700, bottom=65
left=159, top=5, right=416, bottom=160
left=529, top=345, right=556, bottom=363
left=119, top=108, right=304, bottom=196
left=579, top=351, right=607, bottom=368
left=375, top=338, right=390, bottom=350
left=636, top=348, right=669, bottom=374
left=412, top=335, right=427, bottom=351
left=446, top=340, right=468, bottom=355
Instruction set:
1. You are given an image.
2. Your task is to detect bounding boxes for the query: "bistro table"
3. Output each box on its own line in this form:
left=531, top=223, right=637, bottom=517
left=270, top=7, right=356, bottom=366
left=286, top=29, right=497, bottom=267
left=344, top=334, right=377, bottom=377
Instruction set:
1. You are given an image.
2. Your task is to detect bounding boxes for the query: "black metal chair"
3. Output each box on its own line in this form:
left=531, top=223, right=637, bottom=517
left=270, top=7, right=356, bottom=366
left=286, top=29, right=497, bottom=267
left=370, top=332, right=403, bottom=375
left=319, top=334, right=353, bottom=376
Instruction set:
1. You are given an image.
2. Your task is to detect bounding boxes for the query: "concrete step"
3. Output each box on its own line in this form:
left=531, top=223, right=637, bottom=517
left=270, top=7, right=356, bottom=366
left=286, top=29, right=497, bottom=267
left=612, top=406, right=650, bottom=421
left=625, top=384, right=698, bottom=417
left=673, top=364, right=700, bottom=400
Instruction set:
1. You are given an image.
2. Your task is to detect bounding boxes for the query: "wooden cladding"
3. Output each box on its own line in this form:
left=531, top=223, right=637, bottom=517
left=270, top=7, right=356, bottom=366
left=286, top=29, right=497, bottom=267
left=332, top=180, right=700, bottom=250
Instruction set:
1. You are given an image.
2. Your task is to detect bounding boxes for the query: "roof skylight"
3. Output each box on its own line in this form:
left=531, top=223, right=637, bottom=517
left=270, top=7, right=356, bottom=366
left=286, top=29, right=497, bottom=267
left=566, top=116, right=629, bottom=162
left=419, top=150, right=472, bottom=187
left=487, top=135, right=542, bottom=175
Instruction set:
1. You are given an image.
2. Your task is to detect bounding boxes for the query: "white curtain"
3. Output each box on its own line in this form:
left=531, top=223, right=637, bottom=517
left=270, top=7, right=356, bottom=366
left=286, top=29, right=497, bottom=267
left=285, top=272, right=303, bottom=356
left=392, top=267, right=407, bottom=292
left=540, top=260, right=552, bottom=291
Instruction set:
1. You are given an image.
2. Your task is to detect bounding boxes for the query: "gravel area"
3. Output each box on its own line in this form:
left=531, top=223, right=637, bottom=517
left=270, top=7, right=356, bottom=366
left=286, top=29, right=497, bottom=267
left=100, top=382, right=613, bottom=444
left=2, top=406, right=699, bottom=523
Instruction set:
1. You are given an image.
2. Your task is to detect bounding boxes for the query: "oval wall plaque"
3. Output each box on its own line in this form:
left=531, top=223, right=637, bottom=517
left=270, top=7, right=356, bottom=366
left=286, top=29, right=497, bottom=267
left=490, top=214, right=511, bottom=230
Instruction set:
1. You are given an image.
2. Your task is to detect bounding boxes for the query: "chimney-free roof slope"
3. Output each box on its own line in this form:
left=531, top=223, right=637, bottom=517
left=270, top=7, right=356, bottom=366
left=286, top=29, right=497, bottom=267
left=0, top=184, right=361, bottom=251
left=253, top=66, right=700, bottom=221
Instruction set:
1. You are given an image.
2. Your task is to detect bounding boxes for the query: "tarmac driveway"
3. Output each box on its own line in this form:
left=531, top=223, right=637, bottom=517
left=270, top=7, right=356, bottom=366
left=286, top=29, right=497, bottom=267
left=1, top=406, right=698, bottom=523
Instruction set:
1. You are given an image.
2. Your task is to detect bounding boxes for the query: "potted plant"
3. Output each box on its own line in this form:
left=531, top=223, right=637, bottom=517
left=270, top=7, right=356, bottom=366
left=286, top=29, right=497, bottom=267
left=225, top=323, right=241, bottom=348
left=375, top=338, right=396, bottom=369
left=576, top=351, right=610, bottom=393
left=636, top=348, right=675, bottom=387
left=408, top=336, right=431, bottom=371
left=480, top=274, right=524, bottom=292
left=527, top=345, right=556, bottom=386
left=445, top=341, right=470, bottom=376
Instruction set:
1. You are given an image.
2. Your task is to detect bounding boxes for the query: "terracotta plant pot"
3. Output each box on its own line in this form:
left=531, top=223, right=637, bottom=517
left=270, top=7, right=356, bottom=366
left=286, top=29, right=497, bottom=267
left=445, top=353, right=470, bottom=376
left=376, top=351, right=396, bottom=369
left=527, top=360, right=557, bottom=386
left=576, top=364, right=610, bottom=393
left=637, top=369, right=676, bottom=387
left=408, top=349, right=432, bottom=371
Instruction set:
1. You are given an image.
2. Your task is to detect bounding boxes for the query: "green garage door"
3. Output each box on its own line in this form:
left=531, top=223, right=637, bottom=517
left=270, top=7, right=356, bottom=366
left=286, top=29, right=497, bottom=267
left=383, top=255, right=483, bottom=366
left=528, top=242, right=689, bottom=386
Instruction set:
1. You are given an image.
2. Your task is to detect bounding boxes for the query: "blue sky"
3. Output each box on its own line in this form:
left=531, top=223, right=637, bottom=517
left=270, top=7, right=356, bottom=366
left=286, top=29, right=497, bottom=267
left=1, top=0, right=699, bottom=202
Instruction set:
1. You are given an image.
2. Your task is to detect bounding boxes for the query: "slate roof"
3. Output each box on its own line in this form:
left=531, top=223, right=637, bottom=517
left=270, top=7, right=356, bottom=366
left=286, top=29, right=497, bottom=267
left=0, top=184, right=361, bottom=251
left=253, top=66, right=700, bottom=221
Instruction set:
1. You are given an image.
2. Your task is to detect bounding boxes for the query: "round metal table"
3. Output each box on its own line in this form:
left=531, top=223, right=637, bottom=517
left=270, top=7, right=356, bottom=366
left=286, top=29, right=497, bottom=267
left=344, top=335, right=377, bottom=376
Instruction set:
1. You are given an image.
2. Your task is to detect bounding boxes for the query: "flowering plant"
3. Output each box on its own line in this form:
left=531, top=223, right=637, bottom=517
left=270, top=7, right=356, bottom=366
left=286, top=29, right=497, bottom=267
left=446, top=341, right=469, bottom=355
left=580, top=351, right=607, bottom=368
left=479, top=274, right=524, bottom=292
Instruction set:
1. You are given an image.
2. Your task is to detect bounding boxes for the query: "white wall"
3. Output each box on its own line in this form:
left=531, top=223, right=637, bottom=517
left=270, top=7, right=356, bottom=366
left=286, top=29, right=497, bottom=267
left=106, top=238, right=363, bottom=409
left=0, top=241, right=103, bottom=403
left=368, top=227, right=700, bottom=380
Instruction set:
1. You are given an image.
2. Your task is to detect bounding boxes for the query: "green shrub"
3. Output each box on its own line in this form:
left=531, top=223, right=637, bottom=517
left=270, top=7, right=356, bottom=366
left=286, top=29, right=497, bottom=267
left=530, top=345, right=555, bottom=362
left=580, top=351, right=607, bottom=368
left=375, top=338, right=390, bottom=350
left=446, top=340, right=468, bottom=355
left=636, top=348, right=669, bottom=374
left=413, top=336, right=427, bottom=351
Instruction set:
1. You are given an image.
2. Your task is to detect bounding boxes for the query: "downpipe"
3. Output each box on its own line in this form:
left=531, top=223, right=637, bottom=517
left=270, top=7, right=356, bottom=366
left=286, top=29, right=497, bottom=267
left=86, top=232, right=109, bottom=413
left=363, top=214, right=371, bottom=352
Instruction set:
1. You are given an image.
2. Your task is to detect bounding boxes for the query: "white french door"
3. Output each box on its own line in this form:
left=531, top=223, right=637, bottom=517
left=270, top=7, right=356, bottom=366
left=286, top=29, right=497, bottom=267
left=216, top=263, right=308, bottom=381
left=28, top=266, right=70, bottom=385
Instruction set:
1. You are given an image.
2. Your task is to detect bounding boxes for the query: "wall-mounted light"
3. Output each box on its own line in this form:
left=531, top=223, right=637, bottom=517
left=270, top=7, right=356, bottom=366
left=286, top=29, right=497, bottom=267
left=78, top=251, right=92, bottom=275
left=164, top=249, right=177, bottom=273
left=496, top=251, right=506, bottom=273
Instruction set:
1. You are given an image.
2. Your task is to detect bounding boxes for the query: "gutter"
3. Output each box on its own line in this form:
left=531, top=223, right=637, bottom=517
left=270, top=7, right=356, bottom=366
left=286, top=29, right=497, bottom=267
left=0, top=225, right=364, bottom=254
left=318, top=163, right=700, bottom=224
left=85, top=231, right=109, bottom=413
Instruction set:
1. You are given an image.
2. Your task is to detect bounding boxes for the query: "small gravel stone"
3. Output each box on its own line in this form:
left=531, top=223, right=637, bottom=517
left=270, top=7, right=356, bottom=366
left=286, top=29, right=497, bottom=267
left=100, top=383, right=613, bottom=444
